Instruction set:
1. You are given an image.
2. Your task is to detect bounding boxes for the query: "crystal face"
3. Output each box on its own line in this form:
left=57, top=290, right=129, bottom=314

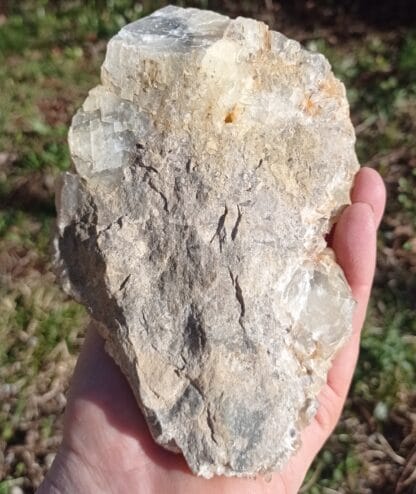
left=56, top=6, right=358, bottom=478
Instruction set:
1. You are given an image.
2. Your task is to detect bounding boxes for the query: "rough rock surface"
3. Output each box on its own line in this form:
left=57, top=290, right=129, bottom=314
left=55, top=6, right=359, bottom=478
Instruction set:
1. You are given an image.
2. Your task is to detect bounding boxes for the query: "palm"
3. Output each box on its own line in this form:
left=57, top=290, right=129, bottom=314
left=39, top=168, right=385, bottom=494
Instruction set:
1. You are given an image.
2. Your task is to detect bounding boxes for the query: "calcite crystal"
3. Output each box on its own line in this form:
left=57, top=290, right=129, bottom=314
left=56, top=6, right=359, bottom=478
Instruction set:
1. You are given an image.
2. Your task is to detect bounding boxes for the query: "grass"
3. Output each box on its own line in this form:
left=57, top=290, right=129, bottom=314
left=0, top=1, right=415, bottom=492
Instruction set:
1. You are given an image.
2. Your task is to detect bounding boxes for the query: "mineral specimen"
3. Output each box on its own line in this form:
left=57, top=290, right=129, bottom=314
left=55, top=5, right=359, bottom=478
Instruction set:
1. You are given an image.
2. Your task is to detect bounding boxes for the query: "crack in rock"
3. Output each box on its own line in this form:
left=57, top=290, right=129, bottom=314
left=210, top=205, right=228, bottom=252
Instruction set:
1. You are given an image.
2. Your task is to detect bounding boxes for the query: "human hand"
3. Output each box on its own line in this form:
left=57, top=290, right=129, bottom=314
left=38, top=167, right=386, bottom=494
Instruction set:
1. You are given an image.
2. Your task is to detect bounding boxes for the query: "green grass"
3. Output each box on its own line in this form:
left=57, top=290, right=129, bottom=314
left=356, top=306, right=416, bottom=405
left=0, top=1, right=415, bottom=492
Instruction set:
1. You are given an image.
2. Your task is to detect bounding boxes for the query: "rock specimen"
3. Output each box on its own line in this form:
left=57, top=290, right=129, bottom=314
left=55, top=5, right=359, bottom=478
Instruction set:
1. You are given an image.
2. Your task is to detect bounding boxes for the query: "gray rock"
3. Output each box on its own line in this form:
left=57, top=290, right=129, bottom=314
left=55, top=5, right=358, bottom=478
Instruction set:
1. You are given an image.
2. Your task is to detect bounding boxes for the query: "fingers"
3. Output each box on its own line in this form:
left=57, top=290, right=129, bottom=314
left=318, top=202, right=376, bottom=459
left=327, top=167, right=385, bottom=401
left=351, top=167, right=386, bottom=227
left=333, top=201, right=377, bottom=308
left=334, top=167, right=385, bottom=325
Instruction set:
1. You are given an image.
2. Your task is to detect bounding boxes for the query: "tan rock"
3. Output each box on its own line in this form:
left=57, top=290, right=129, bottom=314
left=55, top=5, right=358, bottom=478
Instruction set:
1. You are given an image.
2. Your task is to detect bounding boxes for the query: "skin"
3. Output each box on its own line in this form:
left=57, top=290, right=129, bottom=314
left=38, top=167, right=386, bottom=494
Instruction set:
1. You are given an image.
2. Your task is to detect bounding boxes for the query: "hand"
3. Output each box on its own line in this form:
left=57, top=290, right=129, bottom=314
left=38, top=167, right=386, bottom=494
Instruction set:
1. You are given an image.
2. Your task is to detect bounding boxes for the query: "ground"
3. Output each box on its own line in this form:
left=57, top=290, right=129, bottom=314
left=0, top=1, right=415, bottom=493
